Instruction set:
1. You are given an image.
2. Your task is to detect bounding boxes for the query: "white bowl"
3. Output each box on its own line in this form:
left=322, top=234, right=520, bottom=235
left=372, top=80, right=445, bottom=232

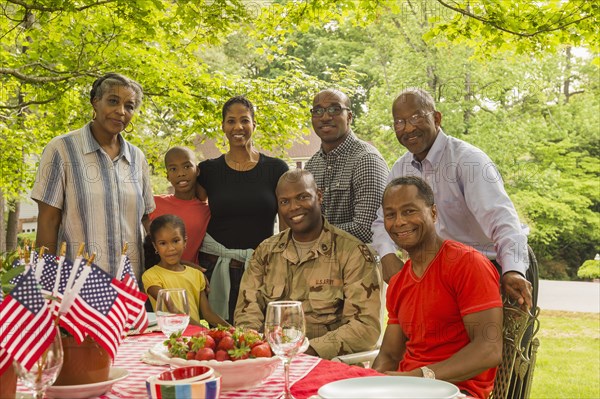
left=145, top=343, right=280, bottom=391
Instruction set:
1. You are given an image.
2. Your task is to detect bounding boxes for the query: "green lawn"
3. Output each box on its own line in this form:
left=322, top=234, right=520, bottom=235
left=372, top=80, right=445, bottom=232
left=530, top=310, right=600, bottom=398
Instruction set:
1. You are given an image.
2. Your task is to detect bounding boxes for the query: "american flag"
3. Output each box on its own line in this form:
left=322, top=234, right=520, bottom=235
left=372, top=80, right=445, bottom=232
left=0, top=347, right=12, bottom=375
left=56, top=258, right=91, bottom=342
left=0, top=269, right=56, bottom=371
left=9, top=258, right=26, bottom=285
left=38, top=252, right=59, bottom=297
left=118, top=254, right=148, bottom=334
left=62, top=264, right=140, bottom=359
left=0, top=293, right=11, bottom=374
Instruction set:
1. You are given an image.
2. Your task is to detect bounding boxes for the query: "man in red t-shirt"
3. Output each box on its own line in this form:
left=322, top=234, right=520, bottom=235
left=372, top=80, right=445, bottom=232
left=372, top=176, right=503, bottom=399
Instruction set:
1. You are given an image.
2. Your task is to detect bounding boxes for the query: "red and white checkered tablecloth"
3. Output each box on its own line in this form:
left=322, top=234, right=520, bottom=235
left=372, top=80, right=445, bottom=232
left=20, top=333, right=321, bottom=399
left=105, top=333, right=321, bottom=399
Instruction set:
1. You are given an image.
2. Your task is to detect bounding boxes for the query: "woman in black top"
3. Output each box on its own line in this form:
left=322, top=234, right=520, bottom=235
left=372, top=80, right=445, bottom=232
left=197, top=96, right=288, bottom=323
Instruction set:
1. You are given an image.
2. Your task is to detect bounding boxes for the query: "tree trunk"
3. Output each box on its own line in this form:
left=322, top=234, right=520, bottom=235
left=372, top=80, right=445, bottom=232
left=463, top=69, right=472, bottom=135
left=6, top=201, right=20, bottom=251
left=563, top=46, right=572, bottom=104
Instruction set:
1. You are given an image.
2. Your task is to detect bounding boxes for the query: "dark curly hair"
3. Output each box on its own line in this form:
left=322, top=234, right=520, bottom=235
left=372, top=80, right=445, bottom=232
left=222, top=95, right=255, bottom=121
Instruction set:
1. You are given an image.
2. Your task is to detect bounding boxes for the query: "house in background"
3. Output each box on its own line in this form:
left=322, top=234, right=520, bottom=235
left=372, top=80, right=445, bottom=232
left=194, top=129, right=321, bottom=169
left=17, top=130, right=323, bottom=233
left=18, top=198, right=37, bottom=234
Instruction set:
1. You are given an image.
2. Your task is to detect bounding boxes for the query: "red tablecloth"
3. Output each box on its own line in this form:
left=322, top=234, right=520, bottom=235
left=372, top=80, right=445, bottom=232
left=291, top=358, right=385, bottom=398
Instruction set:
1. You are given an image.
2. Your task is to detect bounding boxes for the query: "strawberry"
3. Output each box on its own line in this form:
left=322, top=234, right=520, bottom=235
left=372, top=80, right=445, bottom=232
left=250, top=339, right=266, bottom=349
left=250, top=342, right=272, bottom=358
left=228, top=345, right=250, bottom=361
left=236, top=329, right=262, bottom=348
left=203, top=334, right=216, bottom=350
left=186, top=351, right=196, bottom=360
left=215, top=349, right=231, bottom=361
left=217, top=335, right=235, bottom=351
left=195, top=347, right=215, bottom=361
left=207, top=326, right=231, bottom=342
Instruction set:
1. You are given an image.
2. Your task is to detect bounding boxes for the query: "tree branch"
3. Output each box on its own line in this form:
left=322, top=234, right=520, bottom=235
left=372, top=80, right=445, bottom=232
left=435, top=0, right=593, bottom=37
left=0, top=97, right=56, bottom=109
left=6, top=0, right=117, bottom=12
left=0, top=68, right=83, bottom=83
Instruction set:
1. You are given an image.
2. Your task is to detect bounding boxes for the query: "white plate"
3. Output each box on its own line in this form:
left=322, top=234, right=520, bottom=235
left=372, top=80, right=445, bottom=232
left=318, top=376, right=460, bottom=399
left=45, top=368, right=129, bottom=399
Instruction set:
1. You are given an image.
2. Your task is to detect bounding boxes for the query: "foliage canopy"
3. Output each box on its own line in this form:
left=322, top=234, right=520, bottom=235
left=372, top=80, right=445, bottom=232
left=1, top=0, right=598, bottom=278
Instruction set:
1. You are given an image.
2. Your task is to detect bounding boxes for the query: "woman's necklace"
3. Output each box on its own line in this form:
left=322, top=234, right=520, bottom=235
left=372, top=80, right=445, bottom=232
left=225, top=151, right=259, bottom=171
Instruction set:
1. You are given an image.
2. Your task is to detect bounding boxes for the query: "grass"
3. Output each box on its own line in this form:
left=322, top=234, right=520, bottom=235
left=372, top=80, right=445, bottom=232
left=530, top=310, right=600, bottom=398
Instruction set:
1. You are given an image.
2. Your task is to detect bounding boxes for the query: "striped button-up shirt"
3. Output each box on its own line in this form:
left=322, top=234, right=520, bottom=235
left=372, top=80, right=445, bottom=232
left=31, top=123, right=155, bottom=278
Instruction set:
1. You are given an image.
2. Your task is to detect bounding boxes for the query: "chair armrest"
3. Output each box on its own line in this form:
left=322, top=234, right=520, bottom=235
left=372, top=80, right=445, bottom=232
left=331, top=350, right=380, bottom=366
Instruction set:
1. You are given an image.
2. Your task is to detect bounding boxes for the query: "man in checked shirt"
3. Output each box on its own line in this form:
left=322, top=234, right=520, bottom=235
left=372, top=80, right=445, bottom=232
left=305, top=89, right=389, bottom=244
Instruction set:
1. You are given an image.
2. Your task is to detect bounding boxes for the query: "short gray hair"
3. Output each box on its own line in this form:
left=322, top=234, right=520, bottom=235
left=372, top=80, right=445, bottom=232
left=393, top=87, right=436, bottom=112
left=90, top=73, right=143, bottom=109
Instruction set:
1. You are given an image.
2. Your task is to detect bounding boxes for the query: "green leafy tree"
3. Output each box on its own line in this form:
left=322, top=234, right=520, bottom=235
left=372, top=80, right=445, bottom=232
left=287, top=2, right=599, bottom=279
left=0, top=0, right=328, bottom=249
left=577, top=258, right=600, bottom=280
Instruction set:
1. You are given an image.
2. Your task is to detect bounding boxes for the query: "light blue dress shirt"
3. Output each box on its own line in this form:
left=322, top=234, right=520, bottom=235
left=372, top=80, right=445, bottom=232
left=371, top=129, right=529, bottom=275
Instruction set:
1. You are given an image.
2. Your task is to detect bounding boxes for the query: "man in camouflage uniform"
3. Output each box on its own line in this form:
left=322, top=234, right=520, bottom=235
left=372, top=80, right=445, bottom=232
left=234, top=169, right=381, bottom=360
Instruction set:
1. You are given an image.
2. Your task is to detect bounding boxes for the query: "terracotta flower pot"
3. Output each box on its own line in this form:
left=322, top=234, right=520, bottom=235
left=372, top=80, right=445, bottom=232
left=0, top=365, right=17, bottom=399
left=53, top=336, right=110, bottom=386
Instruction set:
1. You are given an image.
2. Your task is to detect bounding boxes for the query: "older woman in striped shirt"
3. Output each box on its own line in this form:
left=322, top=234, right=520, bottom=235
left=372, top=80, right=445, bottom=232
left=32, top=73, right=155, bottom=279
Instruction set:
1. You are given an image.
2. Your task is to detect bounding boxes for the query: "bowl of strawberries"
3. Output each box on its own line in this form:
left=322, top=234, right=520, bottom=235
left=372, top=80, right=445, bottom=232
left=146, top=326, right=281, bottom=391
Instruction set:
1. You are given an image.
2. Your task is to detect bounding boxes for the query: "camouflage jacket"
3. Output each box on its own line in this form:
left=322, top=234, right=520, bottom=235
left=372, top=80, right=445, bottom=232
left=234, top=219, right=381, bottom=359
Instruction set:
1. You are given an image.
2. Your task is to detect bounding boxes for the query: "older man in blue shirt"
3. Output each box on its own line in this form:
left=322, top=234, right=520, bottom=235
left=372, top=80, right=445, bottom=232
left=371, top=87, right=532, bottom=309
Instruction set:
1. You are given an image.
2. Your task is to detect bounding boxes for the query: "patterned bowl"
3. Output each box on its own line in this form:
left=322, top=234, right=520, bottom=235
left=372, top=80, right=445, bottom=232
left=145, top=344, right=280, bottom=391
left=147, top=370, right=221, bottom=399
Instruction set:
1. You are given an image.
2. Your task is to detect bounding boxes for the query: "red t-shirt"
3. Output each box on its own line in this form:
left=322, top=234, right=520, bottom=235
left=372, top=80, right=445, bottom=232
left=387, top=240, right=502, bottom=399
left=150, top=195, right=210, bottom=263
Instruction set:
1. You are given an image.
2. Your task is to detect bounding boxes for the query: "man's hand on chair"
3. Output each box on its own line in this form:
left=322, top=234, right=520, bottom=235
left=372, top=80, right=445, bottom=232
left=501, top=271, right=533, bottom=311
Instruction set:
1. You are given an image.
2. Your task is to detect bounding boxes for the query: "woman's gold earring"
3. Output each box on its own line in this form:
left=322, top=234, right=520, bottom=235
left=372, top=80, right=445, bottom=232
left=123, top=121, right=134, bottom=133
left=91, top=110, right=97, bottom=121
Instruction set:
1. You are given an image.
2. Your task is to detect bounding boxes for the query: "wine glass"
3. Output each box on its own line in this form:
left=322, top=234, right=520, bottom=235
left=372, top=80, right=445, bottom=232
left=264, top=301, right=306, bottom=399
left=155, top=288, right=190, bottom=338
left=14, top=326, right=63, bottom=399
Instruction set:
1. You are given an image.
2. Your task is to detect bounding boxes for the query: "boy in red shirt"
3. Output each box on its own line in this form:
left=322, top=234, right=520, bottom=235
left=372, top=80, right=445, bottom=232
left=372, top=176, right=502, bottom=399
left=145, top=146, right=210, bottom=269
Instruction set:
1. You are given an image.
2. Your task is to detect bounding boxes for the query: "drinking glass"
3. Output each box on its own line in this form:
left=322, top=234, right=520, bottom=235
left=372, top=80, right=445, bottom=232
left=156, top=288, right=190, bottom=338
left=264, top=301, right=306, bottom=399
left=14, top=326, right=63, bottom=399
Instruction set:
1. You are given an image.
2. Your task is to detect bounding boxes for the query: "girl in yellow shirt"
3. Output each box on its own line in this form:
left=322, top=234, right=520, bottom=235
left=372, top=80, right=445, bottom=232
left=142, top=214, right=229, bottom=327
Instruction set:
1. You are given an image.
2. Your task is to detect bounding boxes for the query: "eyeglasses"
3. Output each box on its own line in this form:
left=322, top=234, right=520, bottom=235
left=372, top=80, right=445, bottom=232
left=310, top=105, right=351, bottom=117
left=393, top=111, right=434, bottom=131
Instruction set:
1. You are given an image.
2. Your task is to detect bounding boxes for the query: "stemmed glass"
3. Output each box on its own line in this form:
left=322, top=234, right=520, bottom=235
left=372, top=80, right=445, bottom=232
left=155, top=288, right=190, bottom=338
left=13, top=326, right=63, bottom=399
left=264, top=301, right=306, bottom=399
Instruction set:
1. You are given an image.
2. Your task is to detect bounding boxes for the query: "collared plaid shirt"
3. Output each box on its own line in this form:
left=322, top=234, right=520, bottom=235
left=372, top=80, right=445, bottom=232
left=305, top=131, right=388, bottom=243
